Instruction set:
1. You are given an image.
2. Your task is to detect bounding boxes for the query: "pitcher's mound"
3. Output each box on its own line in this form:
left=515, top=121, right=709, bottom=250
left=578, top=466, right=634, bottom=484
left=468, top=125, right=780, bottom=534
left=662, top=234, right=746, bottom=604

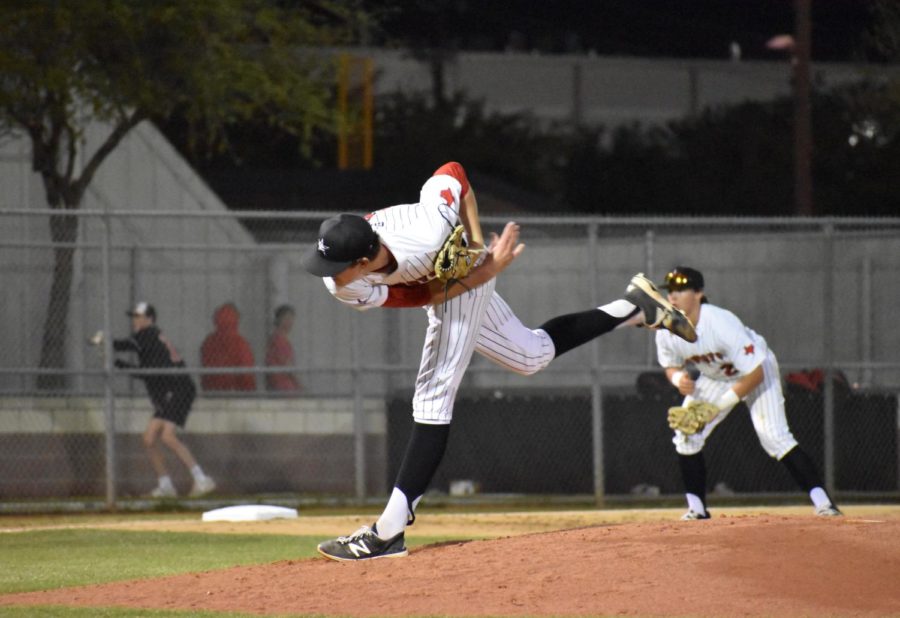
left=3, top=515, right=899, bottom=616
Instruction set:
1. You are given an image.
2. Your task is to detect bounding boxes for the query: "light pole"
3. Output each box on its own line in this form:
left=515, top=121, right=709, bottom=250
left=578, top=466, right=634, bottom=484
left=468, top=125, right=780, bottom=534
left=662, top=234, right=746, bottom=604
left=767, top=0, right=813, bottom=216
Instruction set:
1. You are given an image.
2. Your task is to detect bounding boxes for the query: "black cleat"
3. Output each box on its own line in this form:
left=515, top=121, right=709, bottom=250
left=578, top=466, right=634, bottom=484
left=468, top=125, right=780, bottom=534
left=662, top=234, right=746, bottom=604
left=625, top=273, right=698, bottom=343
left=317, top=525, right=408, bottom=562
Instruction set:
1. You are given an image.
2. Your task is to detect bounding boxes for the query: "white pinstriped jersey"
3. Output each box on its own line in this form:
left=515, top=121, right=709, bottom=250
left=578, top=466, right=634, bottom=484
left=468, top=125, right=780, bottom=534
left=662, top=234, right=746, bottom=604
left=655, top=304, right=768, bottom=381
left=323, top=173, right=464, bottom=309
left=318, top=163, right=555, bottom=424
left=657, top=303, right=798, bottom=459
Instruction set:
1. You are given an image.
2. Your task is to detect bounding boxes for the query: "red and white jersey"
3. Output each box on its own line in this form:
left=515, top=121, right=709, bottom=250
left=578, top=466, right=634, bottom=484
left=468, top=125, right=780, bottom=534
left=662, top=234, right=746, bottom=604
left=655, top=303, right=769, bottom=382
left=323, top=163, right=470, bottom=311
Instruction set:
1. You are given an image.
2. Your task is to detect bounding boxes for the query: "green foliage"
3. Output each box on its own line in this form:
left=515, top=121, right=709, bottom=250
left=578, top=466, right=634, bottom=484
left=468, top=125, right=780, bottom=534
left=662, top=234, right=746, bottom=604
left=560, top=124, right=679, bottom=214
left=865, top=0, right=900, bottom=62
left=374, top=91, right=566, bottom=198
left=551, top=85, right=900, bottom=215
left=0, top=0, right=361, bottom=201
left=813, top=81, right=900, bottom=216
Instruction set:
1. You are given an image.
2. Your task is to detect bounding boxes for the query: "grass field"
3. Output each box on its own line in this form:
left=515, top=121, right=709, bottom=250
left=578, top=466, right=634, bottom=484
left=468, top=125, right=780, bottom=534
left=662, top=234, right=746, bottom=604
left=0, top=511, right=466, bottom=618
left=2, top=504, right=898, bottom=618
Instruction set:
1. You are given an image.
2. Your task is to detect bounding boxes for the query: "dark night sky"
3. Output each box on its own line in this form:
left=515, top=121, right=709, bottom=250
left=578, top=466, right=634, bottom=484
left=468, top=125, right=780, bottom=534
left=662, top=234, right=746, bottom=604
left=377, top=0, right=879, bottom=63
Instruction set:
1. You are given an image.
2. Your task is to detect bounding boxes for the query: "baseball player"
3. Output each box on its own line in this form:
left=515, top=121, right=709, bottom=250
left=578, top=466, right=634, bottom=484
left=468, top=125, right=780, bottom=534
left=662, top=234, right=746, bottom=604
left=654, top=266, right=841, bottom=519
left=302, top=161, right=696, bottom=561
left=112, top=302, right=216, bottom=498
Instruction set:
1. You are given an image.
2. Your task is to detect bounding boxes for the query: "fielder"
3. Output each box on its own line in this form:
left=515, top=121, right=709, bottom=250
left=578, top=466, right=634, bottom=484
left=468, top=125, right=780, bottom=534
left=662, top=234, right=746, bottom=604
left=301, top=161, right=696, bottom=561
left=654, top=266, right=841, bottom=519
left=111, top=302, right=216, bottom=498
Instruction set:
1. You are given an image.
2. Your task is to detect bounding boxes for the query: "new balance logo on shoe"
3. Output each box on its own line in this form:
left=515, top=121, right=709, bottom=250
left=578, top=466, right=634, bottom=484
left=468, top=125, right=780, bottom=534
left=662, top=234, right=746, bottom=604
left=317, top=525, right=408, bottom=562
left=346, top=540, right=372, bottom=558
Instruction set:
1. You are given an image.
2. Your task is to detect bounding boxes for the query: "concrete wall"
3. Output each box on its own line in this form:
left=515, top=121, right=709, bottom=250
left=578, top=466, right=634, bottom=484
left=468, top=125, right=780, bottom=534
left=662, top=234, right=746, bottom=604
left=364, top=49, right=893, bottom=128
left=0, top=396, right=387, bottom=498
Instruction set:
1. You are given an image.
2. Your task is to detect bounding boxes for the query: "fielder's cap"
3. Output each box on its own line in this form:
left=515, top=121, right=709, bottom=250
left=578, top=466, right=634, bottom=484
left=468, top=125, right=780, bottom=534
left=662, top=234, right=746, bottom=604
left=127, top=301, right=156, bottom=319
left=661, top=266, right=704, bottom=292
left=301, top=214, right=379, bottom=277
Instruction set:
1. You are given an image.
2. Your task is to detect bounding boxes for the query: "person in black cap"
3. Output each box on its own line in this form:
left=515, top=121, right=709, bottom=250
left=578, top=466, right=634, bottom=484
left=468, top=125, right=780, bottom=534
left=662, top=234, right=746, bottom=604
left=112, top=302, right=215, bottom=498
left=303, top=161, right=696, bottom=561
left=654, top=266, right=841, bottom=519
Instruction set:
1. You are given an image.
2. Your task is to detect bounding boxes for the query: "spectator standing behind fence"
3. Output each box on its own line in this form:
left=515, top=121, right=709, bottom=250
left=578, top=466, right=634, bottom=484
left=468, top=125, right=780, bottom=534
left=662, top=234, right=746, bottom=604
left=112, top=302, right=216, bottom=498
left=200, top=302, right=257, bottom=391
left=265, top=304, right=301, bottom=393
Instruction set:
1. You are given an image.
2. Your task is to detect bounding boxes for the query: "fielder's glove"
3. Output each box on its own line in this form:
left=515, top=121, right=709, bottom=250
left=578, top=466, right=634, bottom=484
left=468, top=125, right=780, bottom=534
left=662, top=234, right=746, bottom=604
left=667, top=400, right=720, bottom=435
left=434, top=225, right=483, bottom=284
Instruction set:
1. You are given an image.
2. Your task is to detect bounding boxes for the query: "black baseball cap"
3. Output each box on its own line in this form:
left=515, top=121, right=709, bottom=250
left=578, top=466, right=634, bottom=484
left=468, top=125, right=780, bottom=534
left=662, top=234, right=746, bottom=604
left=661, top=266, right=704, bottom=292
left=301, top=214, right=380, bottom=277
left=127, top=301, right=156, bottom=320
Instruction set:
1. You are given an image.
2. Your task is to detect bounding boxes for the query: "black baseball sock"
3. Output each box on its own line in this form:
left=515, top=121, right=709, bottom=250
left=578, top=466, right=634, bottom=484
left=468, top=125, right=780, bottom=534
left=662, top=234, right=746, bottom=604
left=679, top=452, right=707, bottom=506
left=780, top=445, right=824, bottom=493
left=394, top=422, right=451, bottom=517
left=540, top=306, right=639, bottom=358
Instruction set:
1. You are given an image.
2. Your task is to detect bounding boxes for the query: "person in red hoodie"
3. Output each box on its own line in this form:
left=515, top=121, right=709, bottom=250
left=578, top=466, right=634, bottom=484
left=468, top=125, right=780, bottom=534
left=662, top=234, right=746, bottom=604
left=265, top=304, right=301, bottom=393
left=200, top=302, right=257, bottom=391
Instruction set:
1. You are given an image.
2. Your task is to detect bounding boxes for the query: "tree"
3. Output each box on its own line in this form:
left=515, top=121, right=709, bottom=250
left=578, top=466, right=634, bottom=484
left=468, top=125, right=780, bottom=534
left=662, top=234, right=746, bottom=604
left=0, top=0, right=362, bottom=388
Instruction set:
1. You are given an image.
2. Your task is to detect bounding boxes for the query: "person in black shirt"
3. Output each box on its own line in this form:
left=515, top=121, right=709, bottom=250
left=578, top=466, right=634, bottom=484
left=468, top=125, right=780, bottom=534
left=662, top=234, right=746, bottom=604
left=113, top=302, right=215, bottom=498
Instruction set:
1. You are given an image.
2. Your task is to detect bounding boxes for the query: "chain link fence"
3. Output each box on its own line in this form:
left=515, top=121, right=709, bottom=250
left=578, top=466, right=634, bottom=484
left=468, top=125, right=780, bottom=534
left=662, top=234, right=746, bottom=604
left=1, top=209, right=899, bottom=510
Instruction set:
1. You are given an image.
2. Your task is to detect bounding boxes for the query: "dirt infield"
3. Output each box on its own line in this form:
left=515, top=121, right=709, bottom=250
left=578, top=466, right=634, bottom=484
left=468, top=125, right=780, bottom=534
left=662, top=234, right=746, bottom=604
left=3, top=506, right=900, bottom=617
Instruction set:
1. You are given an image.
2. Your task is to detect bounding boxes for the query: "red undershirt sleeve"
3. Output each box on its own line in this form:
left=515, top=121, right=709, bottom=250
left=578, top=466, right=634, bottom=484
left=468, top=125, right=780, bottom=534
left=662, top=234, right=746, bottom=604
left=383, top=284, right=432, bottom=308
left=432, top=161, right=470, bottom=197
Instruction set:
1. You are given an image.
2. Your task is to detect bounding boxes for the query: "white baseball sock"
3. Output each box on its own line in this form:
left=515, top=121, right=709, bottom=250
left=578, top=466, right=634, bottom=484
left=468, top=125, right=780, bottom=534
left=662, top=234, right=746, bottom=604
left=376, top=487, right=412, bottom=540
left=686, top=493, right=707, bottom=515
left=599, top=300, right=644, bottom=328
left=809, top=487, right=831, bottom=509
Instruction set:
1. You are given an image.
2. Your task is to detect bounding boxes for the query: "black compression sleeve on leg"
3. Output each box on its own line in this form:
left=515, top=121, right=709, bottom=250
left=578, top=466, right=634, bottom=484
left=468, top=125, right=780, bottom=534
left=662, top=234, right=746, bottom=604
left=780, top=445, right=824, bottom=493
left=678, top=452, right=707, bottom=503
left=394, top=422, right=451, bottom=508
left=539, top=307, right=639, bottom=358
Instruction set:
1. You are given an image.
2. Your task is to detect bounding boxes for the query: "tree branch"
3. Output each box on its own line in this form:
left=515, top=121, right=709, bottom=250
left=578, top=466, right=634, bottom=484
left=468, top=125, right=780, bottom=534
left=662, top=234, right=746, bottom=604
left=70, top=109, right=145, bottom=205
left=63, top=120, right=77, bottom=189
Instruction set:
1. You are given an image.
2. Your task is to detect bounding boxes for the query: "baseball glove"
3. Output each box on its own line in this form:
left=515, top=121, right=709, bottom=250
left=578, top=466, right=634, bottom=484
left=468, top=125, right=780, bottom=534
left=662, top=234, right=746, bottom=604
left=667, top=401, right=719, bottom=435
left=434, top=225, right=483, bottom=283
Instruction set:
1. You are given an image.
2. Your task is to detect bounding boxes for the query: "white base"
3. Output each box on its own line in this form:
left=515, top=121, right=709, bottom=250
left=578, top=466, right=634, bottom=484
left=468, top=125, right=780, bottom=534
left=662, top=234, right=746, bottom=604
left=201, top=504, right=299, bottom=522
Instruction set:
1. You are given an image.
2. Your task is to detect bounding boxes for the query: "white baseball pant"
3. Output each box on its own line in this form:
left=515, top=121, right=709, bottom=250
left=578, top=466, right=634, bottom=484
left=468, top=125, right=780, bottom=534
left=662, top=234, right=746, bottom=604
left=412, top=284, right=555, bottom=424
left=673, top=352, right=798, bottom=459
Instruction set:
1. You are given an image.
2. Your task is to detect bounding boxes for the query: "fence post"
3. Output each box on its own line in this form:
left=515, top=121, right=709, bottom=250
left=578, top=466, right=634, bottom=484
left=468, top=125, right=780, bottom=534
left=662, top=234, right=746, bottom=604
left=587, top=223, right=604, bottom=505
left=572, top=62, right=583, bottom=128
left=101, top=212, right=118, bottom=509
left=350, top=312, right=366, bottom=503
left=822, top=222, right=836, bottom=495
left=644, top=229, right=656, bottom=367
left=861, top=257, right=872, bottom=386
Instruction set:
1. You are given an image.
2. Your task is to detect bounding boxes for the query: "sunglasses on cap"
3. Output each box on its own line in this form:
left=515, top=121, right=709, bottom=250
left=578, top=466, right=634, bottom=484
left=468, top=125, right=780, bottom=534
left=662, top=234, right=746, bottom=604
left=662, top=267, right=704, bottom=292
left=665, top=272, right=691, bottom=289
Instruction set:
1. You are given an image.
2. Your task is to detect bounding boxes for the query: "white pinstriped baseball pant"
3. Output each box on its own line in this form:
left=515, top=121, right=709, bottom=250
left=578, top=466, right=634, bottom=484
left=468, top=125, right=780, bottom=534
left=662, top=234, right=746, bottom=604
left=412, top=281, right=555, bottom=424
left=673, top=352, right=798, bottom=459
